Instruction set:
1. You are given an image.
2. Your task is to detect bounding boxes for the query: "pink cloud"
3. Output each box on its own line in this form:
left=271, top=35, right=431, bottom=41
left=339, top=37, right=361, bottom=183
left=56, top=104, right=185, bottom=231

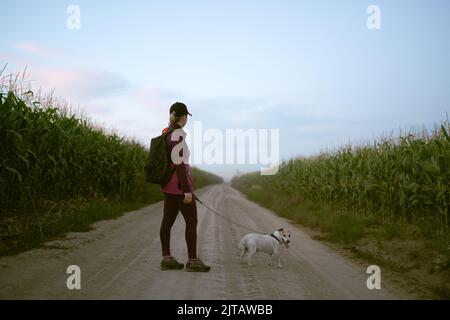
left=27, top=66, right=129, bottom=102
left=14, top=42, right=54, bottom=57
left=0, top=52, right=34, bottom=71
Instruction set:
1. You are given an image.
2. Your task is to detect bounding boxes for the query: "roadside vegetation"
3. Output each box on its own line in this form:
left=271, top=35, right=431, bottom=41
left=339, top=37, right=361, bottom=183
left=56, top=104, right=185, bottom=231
left=232, top=119, right=450, bottom=299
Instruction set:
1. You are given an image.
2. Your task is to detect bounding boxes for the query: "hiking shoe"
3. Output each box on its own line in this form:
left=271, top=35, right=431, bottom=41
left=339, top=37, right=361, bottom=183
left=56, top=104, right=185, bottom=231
left=160, top=257, right=184, bottom=270
left=186, top=258, right=211, bottom=272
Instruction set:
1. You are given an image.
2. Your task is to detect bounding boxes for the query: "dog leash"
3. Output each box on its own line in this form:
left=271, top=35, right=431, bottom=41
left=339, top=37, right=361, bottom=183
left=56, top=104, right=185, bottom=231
left=193, top=194, right=267, bottom=235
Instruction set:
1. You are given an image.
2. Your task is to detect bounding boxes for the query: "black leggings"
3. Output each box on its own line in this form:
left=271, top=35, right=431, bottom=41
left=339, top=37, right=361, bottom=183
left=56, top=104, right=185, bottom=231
left=160, top=193, right=198, bottom=259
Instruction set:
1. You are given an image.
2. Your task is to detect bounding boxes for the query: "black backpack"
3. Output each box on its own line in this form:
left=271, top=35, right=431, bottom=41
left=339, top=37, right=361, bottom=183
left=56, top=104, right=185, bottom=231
left=144, top=128, right=175, bottom=185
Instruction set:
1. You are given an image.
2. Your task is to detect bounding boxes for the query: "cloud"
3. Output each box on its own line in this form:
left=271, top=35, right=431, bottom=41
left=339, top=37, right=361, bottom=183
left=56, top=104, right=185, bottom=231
left=0, top=52, right=36, bottom=73
left=185, top=97, right=338, bottom=132
left=134, top=85, right=186, bottom=114
left=14, top=42, right=54, bottom=58
left=28, top=66, right=130, bottom=102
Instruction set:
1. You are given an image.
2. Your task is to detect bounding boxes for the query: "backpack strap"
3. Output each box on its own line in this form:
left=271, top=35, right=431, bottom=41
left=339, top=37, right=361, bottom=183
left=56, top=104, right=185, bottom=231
left=162, top=127, right=176, bottom=169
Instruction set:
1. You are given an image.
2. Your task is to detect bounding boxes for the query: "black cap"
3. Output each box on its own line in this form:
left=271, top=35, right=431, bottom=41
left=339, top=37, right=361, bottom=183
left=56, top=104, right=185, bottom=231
left=170, top=102, right=192, bottom=117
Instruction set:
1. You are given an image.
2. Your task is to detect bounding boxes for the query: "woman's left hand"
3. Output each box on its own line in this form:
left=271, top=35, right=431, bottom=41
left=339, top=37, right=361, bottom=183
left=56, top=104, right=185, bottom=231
left=183, top=193, right=193, bottom=204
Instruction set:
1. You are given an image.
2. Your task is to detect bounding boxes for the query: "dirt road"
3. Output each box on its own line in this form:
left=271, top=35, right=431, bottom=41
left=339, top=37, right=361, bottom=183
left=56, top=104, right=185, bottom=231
left=0, top=184, right=408, bottom=299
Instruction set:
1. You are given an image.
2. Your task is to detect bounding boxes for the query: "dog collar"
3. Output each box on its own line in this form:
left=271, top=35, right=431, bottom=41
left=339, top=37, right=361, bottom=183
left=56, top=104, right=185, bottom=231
left=270, top=233, right=282, bottom=244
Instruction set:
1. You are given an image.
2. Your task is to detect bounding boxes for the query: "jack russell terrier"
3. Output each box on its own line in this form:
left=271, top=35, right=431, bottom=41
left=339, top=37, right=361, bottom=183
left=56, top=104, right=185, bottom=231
left=239, top=228, right=291, bottom=268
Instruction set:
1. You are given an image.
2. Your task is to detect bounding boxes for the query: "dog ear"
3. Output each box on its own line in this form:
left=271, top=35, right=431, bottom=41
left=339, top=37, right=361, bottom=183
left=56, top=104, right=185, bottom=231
left=278, top=228, right=284, bottom=232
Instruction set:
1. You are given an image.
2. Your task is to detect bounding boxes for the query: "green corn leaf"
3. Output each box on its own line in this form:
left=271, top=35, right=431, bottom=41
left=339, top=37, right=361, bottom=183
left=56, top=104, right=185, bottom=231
left=5, top=166, right=22, bottom=182
left=441, top=125, right=450, bottom=143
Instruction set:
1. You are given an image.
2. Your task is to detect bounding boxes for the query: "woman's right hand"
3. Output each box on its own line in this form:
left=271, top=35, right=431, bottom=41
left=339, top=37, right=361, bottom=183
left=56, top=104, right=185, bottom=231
left=183, top=193, right=193, bottom=204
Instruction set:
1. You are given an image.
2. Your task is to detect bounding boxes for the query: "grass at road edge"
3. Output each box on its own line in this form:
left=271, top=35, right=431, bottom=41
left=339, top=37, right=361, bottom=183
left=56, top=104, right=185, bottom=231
left=0, top=197, right=159, bottom=257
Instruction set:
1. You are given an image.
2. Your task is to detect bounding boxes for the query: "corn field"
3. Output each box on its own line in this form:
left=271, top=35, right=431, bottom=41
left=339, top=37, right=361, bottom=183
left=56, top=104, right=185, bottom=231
left=232, top=122, right=450, bottom=232
left=0, top=89, right=150, bottom=215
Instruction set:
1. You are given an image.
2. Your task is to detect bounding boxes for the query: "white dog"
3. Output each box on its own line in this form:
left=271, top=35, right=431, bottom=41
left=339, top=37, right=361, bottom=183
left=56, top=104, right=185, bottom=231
left=239, top=228, right=291, bottom=268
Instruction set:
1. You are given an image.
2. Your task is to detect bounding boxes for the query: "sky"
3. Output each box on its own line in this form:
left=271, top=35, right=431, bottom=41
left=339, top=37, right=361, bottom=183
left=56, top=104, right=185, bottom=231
left=1, top=0, right=450, bottom=180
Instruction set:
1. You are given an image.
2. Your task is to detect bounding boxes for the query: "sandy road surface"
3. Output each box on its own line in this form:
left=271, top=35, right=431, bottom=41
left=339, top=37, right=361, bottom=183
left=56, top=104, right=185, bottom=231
left=0, top=184, right=408, bottom=299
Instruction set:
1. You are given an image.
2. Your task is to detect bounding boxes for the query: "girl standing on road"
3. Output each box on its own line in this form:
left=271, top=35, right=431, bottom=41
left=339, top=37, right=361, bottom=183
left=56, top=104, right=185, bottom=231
left=159, top=102, right=210, bottom=272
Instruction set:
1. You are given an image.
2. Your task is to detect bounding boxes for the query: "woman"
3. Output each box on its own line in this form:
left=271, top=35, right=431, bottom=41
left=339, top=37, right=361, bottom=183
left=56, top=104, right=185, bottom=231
left=159, top=102, right=211, bottom=272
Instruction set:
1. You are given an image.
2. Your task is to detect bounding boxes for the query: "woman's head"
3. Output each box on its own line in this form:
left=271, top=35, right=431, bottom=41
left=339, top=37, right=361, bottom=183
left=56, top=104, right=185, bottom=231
left=169, top=102, right=192, bottom=128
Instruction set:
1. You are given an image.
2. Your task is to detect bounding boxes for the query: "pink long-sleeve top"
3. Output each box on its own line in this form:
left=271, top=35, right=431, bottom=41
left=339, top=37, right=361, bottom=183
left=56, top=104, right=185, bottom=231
left=160, top=124, right=193, bottom=194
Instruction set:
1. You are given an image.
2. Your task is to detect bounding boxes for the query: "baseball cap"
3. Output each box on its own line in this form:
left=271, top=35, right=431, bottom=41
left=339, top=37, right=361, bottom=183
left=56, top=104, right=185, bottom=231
left=170, top=102, right=192, bottom=117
